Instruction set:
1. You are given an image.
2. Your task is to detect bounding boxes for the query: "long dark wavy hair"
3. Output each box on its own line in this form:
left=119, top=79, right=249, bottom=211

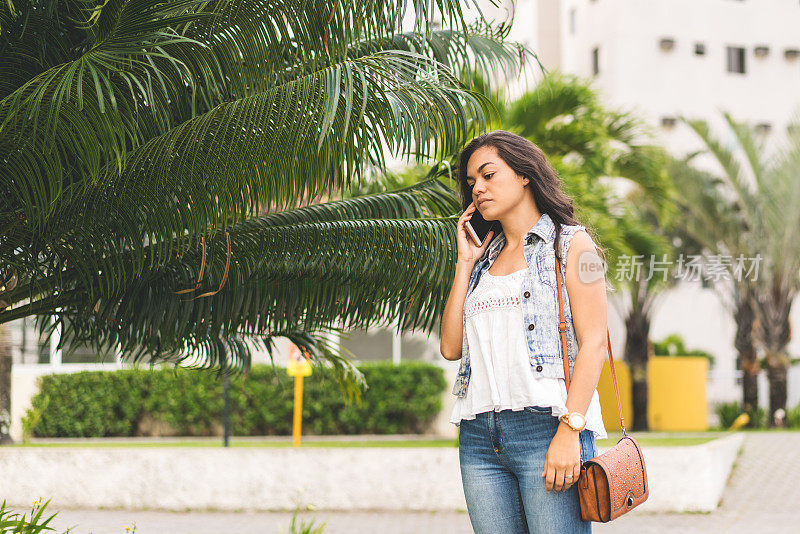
left=458, top=130, right=583, bottom=264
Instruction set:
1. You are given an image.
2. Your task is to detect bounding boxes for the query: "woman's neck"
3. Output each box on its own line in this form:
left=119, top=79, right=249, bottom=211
left=499, top=203, right=542, bottom=247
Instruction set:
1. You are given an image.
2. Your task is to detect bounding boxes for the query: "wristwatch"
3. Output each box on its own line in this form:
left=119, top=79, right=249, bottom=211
left=559, top=411, right=587, bottom=432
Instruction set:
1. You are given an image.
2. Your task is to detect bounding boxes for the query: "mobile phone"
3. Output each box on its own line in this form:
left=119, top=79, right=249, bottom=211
left=466, top=206, right=501, bottom=247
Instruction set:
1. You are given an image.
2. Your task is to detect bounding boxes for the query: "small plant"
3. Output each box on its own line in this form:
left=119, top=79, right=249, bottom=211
left=0, top=498, right=136, bottom=533
left=745, top=405, right=767, bottom=428
left=785, top=402, right=800, bottom=428
left=714, top=401, right=770, bottom=429
left=715, top=401, right=743, bottom=429
left=280, top=506, right=326, bottom=534
left=0, top=497, right=68, bottom=533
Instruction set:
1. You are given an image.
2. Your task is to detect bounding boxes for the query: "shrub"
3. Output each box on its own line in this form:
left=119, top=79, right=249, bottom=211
left=23, top=361, right=446, bottom=438
left=745, top=405, right=767, bottom=428
left=0, top=498, right=74, bottom=534
left=785, top=402, right=800, bottom=429
left=714, top=401, right=769, bottom=429
left=714, top=401, right=743, bottom=429
left=652, top=333, right=715, bottom=368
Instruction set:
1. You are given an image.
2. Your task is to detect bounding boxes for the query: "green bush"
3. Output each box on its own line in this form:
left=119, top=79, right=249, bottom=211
left=652, top=333, right=715, bottom=368
left=745, top=405, right=767, bottom=428
left=785, top=402, right=800, bottom=429
left=714, top=401, right=770, bottom=429
left=714, top=401, right=743, bottom=429
left=0, top=498, right=68, bottom=533
left=22, top=361, right=446, bottom=438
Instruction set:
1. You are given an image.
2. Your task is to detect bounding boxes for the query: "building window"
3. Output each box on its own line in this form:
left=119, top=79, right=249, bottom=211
left=661, top=116, right=677, bottom=128
left=726, top=46, right=746, bottom=73
left=569, top=9, right=576, bottom=35
left=754, top=45, right=770, bottom=58
left=592, top=47, right=600, bottom=75
left=755, top=123, right=771, bottom=135
left=659, top=38, right=675, bottom=52
left=695, top=43, right=706, bottom=56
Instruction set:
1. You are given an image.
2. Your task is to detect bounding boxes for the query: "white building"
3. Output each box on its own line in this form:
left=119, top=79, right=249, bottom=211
left=526, top=0, right=800, bottom=156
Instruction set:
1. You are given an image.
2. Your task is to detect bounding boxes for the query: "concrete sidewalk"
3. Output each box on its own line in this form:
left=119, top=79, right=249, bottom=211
left=8, top=431, right=799, bottom=533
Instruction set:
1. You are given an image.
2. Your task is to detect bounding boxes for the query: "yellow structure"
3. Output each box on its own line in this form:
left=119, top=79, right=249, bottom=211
left=287, top=344, right=313, bottom=446
left=596, top=359, right=633, bottom=432
left=595, top=356, right=708, bottom=431
left=647, top=356, right=708, bottom=431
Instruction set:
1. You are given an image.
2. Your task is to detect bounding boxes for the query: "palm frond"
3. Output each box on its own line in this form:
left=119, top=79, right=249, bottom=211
left=667, top=156, right=743, bottom=255
left=760, top=115, right=800, bottom=293
left=1, top=177, right=459, bottom=314
left=680, top=116, right=762, bottom=229
left=30, top=213, right=460, bottom=380
left=3, top=51, right=490, bottom=294
left=0, top=0, right=528, bottom=387
left=721, top=110, right=768, bottom=192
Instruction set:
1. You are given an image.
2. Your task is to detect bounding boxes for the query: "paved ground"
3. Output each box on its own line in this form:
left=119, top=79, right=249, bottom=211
left=14, top=431, right=800, bottom=533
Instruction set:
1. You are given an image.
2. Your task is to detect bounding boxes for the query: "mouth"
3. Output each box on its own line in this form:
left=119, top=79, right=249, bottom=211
left=477, top=199, right=491, bottom=206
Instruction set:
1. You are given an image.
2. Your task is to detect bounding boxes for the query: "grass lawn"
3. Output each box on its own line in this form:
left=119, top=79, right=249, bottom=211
left=11, top=431, right=729, bottom=448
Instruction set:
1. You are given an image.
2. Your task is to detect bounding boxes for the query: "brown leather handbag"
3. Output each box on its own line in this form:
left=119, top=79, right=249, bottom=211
left=554, top=256, right=649, bottom=522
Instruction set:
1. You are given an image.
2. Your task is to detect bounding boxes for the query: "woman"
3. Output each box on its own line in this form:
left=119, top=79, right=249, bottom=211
left=439, top=130, right=609, bottom=533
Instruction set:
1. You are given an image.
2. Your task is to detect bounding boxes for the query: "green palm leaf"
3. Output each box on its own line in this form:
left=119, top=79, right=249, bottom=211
left=5, top=51, right=490, bottom=293
left=0, top=0, right=533, bottom=397
left=11, top=179, right=461, bottom=402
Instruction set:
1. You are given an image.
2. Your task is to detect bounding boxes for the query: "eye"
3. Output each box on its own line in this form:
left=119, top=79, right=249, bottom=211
left=485, top=173, right=494, bottom=179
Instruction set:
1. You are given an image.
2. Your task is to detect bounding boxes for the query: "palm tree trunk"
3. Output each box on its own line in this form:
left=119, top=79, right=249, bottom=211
left=733, top=296, right=759, bottom=422
left=757, top=297, right=791, bottom=427
left=624, top=311, right=650, bottom=431
left=765, top=351, right=790, bottom=427
left=0, top=322, right=13, bottom=444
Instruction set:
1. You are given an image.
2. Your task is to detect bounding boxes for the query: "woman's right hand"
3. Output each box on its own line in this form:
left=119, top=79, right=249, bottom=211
left=456, top=201, right=495, bottom=265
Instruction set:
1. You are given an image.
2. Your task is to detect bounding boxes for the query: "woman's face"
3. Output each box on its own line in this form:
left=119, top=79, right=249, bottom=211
left=465, top=145, right=528, bottom=220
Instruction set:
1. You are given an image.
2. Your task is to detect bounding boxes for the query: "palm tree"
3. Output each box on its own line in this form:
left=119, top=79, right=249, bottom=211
left=501, top=72, right=677, bottom=430
left=667, top=151, right=761, bottom=420
left=615, top=196, right=680, bottom=430
left=683, top=111, right=800, bottom=426
left=0, top=0, right=531, bottom=427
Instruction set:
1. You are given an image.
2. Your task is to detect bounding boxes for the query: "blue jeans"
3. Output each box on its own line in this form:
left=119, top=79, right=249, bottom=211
left=458, top=406, right=597, bottom=533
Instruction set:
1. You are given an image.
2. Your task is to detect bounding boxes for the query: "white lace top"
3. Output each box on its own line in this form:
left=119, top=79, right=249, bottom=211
left=449, top=267, right=607, bottom=439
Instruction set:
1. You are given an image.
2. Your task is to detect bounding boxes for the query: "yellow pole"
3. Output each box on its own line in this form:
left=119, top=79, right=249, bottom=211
left=293, top=374, right=303, bottom=446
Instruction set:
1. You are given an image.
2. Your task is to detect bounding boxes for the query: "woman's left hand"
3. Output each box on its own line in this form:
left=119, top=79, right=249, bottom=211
left=542, top=425, right=582, bottom=492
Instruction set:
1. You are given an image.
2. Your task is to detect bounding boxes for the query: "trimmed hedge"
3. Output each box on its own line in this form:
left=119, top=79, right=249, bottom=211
left=22, top=361, right=447, bottom=438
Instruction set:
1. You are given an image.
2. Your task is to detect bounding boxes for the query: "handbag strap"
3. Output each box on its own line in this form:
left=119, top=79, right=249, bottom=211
left=554, top=254, right=627, bottom=435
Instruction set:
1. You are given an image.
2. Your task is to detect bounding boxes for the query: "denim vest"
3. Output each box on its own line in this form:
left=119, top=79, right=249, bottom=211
left=451, top=212, right=586, bottom=397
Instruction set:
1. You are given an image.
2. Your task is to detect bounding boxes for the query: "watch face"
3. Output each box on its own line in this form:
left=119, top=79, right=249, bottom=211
left=569, top=413, right=586, bottom=428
